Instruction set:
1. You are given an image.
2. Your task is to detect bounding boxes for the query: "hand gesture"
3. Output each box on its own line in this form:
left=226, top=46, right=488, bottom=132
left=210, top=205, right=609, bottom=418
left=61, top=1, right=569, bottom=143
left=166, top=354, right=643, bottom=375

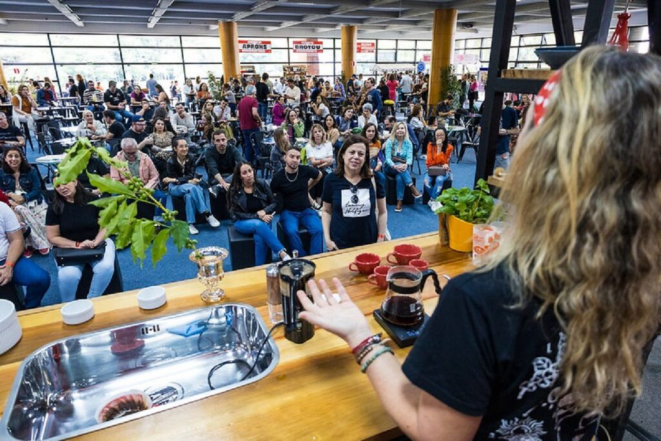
left=221, top=181, right=230, bottom=191
left=0, top=265, right=13, bottom=286
left=262, top=214, right=273, bottom=224
left=80, top=240, right=96, bottom=249
left=325, top=239, right=339, bottom=251
left=297, top=278, right=372, bottom=348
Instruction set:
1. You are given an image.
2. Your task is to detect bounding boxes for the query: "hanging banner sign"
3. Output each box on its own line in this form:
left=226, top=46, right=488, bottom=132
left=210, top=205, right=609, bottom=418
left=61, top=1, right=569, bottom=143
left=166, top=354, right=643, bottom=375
left=454, top=53, right=479, bottom=64
left=357, top=42, right=376, bottom=53
left=293, top=40, right=323, bottom=53
left=13, top=68, right=20, bottom=74
left=238, top=40, right=272, bottom=53
left=422, top=54, right=431, bottom=63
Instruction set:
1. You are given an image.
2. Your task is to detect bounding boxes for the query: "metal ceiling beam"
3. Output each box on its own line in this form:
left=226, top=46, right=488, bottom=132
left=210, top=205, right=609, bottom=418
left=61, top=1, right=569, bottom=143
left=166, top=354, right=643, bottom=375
left=45, top=0, right=84, bottom=27
left=264, top=0, right=402, bottom=31
left=233, top=0, right=289, bottom=21
left=64, top=0, right=158, bottom=10
left=148, top=0, right=176, bottom=28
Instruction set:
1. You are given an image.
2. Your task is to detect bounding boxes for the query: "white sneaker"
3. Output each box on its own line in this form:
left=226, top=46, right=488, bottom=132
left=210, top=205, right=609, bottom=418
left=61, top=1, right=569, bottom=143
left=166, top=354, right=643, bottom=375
left=206, top=215, right=220, bottom=228
left=427, top=199, right=434, bottom=207
left=189, top=224, right=199, bottom=235
left=429, top=201, right=442, bottom=213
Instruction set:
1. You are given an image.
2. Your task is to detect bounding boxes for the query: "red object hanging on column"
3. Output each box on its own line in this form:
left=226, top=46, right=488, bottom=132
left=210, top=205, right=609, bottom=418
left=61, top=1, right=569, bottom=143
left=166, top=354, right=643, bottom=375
left=608, top=12, right=631, bottom=50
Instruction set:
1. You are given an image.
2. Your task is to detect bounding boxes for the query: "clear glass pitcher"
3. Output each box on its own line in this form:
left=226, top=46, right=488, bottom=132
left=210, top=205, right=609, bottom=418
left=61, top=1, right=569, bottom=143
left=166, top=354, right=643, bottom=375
left=380, top=266, right=442, bottom=327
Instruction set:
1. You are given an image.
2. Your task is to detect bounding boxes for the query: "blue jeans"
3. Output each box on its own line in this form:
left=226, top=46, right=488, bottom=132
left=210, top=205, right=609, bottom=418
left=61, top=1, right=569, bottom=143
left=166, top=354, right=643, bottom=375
left=242, top=128, right=260, bottom=164
left=373, top=170, right=386, bottom=193
left=495, top=152, right=510, bottom=171
left=234, top=219, right=286, bottom=265
left=57, top=239, right=115, bottom=303
left=169, top=183, right=210, bottom=224
left=258, top=102, right=268, bottom=122
left=113, top=108, right=136, bottom=125
left=384, top=164, right=413, bottom=201
left=0, top=257, right=50, bottom=309
left=153, top=189, right=168, bottom=218
left=279, top=209, right=323, bottom=257
left=424, top=172, right=452, bottom=200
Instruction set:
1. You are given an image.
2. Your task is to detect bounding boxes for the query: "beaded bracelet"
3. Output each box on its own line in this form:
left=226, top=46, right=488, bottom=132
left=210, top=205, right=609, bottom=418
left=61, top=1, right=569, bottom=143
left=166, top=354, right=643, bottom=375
left=361, top=346, right=394, bottom=373
left=355, top=337, right=391, bottom=364
left=351, top=333, right=382, bottom=356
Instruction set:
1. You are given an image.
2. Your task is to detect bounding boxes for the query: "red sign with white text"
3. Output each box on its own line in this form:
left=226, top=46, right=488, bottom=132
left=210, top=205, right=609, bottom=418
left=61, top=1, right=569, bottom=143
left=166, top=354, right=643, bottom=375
left=238, top=40, right=272, bottom=53
left=422, top=54, right=431, bottom=63
left=293, top=41, right=323, bottom=53
left=357, top=42, right=376, bottom=53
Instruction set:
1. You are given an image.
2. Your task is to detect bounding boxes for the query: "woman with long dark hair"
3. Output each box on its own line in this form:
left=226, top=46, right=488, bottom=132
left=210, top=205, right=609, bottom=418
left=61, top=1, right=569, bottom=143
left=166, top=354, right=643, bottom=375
left=281, top=108, right=304, bottom=144
left=228, top=161, right=290, bottom=265
left=0, top=147, right=49, bottom=257
left=270, top=127, right=289, bottom=175
left=297, top=46, right=661, bottom=440
left=45, top=180, right=115, bottom=302
left=323, top=113, right=341, bottom=152
left=423, top=127, right=453, bottom=203
left=361, top=122, right=385, bottom=191
left=321, top=134, right=386, bottom=251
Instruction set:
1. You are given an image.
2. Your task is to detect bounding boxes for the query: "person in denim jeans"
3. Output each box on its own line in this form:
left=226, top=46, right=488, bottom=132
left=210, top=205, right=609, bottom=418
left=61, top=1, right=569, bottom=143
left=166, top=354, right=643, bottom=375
left=424, top=128, right=454, bottom=203
left=270, top=146, right=323, bottom=257
left=361, top=123, right=386, bottom=191
left=383, top=122, right=422, bottom=212
left=238, top=85, right=262, bottom=164
left=229, top=161, right=290, bottom=265
left=0, top=202, right=49, bottom=309
left=162, top=137, right=220, bottom=236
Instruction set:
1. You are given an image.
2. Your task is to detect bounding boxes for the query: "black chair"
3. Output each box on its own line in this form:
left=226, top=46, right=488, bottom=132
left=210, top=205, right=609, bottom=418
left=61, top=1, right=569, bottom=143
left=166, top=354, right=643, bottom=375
left=276, top=221, right=311, bottom=256
left=227, top=225, right=272, bottom=270
left=74, top=253, right=124, bottom=300
left=249, top=131, right=272, bottom=179
left=422, top=179, right=453, bottom=205
left=385, top=174, right=417, bottom=206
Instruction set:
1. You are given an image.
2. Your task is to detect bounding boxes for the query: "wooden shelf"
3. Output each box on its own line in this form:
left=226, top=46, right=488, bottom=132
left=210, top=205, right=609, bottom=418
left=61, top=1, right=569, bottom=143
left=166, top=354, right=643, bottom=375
left=502, top=69, right=555, bottom=80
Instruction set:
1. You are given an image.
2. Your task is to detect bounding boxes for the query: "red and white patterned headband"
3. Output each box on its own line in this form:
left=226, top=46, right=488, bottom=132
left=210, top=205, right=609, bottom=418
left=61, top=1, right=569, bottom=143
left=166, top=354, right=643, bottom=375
left=533, top=70, right=562, bottom=126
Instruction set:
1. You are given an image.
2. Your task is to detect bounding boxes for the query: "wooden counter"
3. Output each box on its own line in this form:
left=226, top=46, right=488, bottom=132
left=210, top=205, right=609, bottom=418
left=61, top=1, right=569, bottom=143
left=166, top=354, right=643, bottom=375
left=0, top=233, right=473, bottom=440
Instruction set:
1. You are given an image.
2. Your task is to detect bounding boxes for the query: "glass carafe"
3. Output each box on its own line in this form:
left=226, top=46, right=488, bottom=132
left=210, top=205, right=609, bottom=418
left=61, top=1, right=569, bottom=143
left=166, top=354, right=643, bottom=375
left=380, top=266, right=442, bottom=327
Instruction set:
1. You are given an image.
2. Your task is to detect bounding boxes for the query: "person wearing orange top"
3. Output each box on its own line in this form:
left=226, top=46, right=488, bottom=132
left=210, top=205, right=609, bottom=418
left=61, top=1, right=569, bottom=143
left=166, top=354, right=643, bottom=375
left=424, top=127, right=453, bottom=203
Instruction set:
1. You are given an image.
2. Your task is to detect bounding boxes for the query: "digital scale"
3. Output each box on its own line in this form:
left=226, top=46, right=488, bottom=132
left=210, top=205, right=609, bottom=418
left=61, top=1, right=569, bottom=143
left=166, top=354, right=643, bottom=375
left=373, top=309, right=430, bottom=348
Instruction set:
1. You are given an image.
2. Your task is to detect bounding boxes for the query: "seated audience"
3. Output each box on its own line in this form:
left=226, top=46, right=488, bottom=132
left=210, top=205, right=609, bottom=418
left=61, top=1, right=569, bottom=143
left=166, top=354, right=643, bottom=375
left=271, top=95, right=286, bottom=126
left=322, top=134, right=387, bottom=251
left=135, top=99, right=155, bottom=122
left=196, top=83, right=212, bottom=102
left=0, top=113, right=25, bottom=150
left=36, top=82, right=57, bottom=106
left=305, top=124, right=334, bottom=207
left=122, top=117, right=153, bottom=155
left=357, top=103, right=378, bottom=129
left=205, top=130, right=242, bottom=198
left=183, top=78, right=196, bottom=105
left=200, top=100, right=219, bottom=142
left=284, top=78, right=302, bottom=106
left=424, top=128, right=453, bottom=204
left=46, top=180, right=115, bottom=302
left=130, top=87, right=147, bottom=105
left=103, top=110, right=126, bottom=145
left=172, top=102, right=196, bottom=141
left=323, top=114, right=341, bottom=152
left=362, top=123, right=385, bottom=190
left=154, top=84, right=169, bottom=104
left=383, top=122, right=421, bottom=211
left=163, top=137, right=219, bottom=235
left=150, top=117, right=175, bottom=161
left=104, top=80, right=135, bottom=124
left=281, top=108, right=305, bottom=145
left=270, top=145, right=323, bottom=257
left=0, top=147, right=50, bottom=257
left=311, top=95, right=330, bottom=119
left=76, top=110, right=107, bottom=144
left=83, top=80, right=105, bottom=113
left=0, top=202, right=50, bottom=309
left=228, top=161, right=290, bottom=265
left=222, top=83, right=236, bottom=114
left=408, top=104, right=426, bottom=130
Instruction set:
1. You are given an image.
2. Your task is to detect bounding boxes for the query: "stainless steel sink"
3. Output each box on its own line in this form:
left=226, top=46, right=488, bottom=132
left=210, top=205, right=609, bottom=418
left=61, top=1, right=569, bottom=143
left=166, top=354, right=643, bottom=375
left=1, top=304, right=279, bottom=440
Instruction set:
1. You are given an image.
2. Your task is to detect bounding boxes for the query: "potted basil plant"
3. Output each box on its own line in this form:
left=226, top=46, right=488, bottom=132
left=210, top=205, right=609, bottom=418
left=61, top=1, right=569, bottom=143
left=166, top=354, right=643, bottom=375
left=433, top=179, right=494, bottom=252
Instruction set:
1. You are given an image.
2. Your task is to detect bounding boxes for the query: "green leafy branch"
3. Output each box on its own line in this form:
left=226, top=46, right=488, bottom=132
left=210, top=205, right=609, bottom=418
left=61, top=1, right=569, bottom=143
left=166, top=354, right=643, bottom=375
left=54, top=138, right=196, bottom=267
left=434, top=178, right=494, bottom=224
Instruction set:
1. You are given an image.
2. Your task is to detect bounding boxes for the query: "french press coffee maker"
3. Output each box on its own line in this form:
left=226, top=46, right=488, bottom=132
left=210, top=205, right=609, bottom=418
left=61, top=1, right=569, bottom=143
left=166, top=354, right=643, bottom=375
left=279, top=258, right=316, bottom=344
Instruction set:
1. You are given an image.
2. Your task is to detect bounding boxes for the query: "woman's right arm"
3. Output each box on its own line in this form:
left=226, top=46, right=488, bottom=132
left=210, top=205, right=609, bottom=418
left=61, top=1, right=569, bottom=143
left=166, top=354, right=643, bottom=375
left=384, top=140, right=394, bottom=168
left=321, top=202, right=337, bottom=251
left=46, top=225, right=77, bottom=248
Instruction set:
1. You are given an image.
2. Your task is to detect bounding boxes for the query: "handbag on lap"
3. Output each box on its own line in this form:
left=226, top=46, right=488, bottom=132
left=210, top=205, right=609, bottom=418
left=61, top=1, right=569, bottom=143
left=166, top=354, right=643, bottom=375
left=53, top=242, right=106, bottom=266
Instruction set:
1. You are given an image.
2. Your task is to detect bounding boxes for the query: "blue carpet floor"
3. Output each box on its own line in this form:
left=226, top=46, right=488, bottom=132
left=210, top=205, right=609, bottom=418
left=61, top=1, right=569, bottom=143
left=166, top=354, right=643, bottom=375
left=24, top=140, right=477, bottom=307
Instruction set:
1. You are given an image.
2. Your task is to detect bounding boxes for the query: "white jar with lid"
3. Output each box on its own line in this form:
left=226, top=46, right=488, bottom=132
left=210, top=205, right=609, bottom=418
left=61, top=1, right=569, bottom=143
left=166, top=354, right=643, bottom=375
left=0, top=299, right=22, bottom=355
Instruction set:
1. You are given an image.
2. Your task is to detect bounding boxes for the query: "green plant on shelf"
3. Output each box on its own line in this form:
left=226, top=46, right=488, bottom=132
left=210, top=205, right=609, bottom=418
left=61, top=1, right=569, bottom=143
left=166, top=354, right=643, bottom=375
left=440, top=64, right=462, bottom=105
left=55, top=138, right=196, bottom=267
left=434, top=178, right=494, bottom=224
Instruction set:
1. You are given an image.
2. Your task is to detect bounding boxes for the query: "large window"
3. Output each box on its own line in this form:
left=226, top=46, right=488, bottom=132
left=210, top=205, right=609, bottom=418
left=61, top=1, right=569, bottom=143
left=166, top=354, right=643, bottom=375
left=0, top=29, right=650, bottom=96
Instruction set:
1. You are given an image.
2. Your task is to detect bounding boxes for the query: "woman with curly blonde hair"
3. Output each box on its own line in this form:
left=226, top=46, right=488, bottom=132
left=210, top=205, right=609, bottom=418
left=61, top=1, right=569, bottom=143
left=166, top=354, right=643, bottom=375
left=295, top=46, right=661, bottom=440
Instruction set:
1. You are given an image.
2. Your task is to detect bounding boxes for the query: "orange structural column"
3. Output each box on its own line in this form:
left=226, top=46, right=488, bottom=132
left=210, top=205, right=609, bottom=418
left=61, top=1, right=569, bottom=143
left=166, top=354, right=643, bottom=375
left=341, top=25, right=357, bottom=79
left=218, top=21, right=241, bottom=82
left=428, top=9, right=458, bottom=111
left=0, top=60, right=8, bottom=90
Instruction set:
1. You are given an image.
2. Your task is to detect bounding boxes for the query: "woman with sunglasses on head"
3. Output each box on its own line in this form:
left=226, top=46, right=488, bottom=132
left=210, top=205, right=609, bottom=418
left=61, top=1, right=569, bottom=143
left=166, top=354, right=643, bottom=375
left=423, top=127, right=453, bottom=206
left=228, top=161, right=291, bottom=264
left=361, top=122, right=385, bottom=192
left=321, top=134, right=386, bottom=251
left=297, top=46, right=661, bottom=440
left=305, top=124, right=334, bottom=208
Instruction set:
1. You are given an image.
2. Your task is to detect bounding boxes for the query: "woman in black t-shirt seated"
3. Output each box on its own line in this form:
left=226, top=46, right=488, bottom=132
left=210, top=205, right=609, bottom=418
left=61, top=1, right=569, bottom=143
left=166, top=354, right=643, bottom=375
left=228, top=161, right=290, bottom=265
left=295, top=47, right=661, bottom=440
left=45, top=180, right=115, bottom=303
left=321, top=135, right=386, bottom=251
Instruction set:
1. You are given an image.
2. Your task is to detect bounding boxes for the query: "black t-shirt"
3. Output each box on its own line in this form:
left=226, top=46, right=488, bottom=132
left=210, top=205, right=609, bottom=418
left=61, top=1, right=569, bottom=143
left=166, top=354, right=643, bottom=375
left=322, top=174, right=385, bottom=249
left=108, top=121, right=126, bottom=139
left=245, top=192, right=263, bottom=214
left=270, top=165, right=320, bottom=212
left=0, top=126, right=23, bottom=144
left=255, top=82, right=270, bottom=103
left=104, top=89, right=125, bottom=106
left=77, top=157, right=110, bottom=189
left=402, top=265, right=599, bottom=440
left=46, top=200, right=101, bottom=243
left=122, top=129, right=150, bottom=153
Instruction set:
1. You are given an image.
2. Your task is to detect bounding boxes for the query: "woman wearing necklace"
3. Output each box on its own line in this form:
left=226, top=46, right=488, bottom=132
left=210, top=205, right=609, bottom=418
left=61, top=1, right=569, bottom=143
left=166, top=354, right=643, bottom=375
left=383, top=122, right=421, bottom=212
left=162, top=137, right=220, bottom=235
left=229, top=161, right=291, bottom=264
left=322, top=135, right=387, bottom=251
left=305, top=124, right=334, bottom=208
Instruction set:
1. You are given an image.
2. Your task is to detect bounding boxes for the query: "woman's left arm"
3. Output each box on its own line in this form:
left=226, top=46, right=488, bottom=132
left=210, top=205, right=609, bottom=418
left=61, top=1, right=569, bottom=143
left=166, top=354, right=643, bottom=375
left=376, top=197, right=387, bottom=241
left=23, top=169, right=42, bottom=203
left=93, top=228, right=107, bottom=247
left=406, top=140, right=414, bottom=166
left=263, top=184, right=278, bottom=214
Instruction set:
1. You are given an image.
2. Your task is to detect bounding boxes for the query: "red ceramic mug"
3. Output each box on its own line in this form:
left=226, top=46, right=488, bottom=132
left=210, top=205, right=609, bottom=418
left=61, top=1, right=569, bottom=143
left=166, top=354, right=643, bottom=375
left=367, top=265, right=390, bottom=289
left=348, top=253, right=381, bottom=275
left=386, top=244, right=422, bottom=265
left=409, top=259, right=429, bottom=271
